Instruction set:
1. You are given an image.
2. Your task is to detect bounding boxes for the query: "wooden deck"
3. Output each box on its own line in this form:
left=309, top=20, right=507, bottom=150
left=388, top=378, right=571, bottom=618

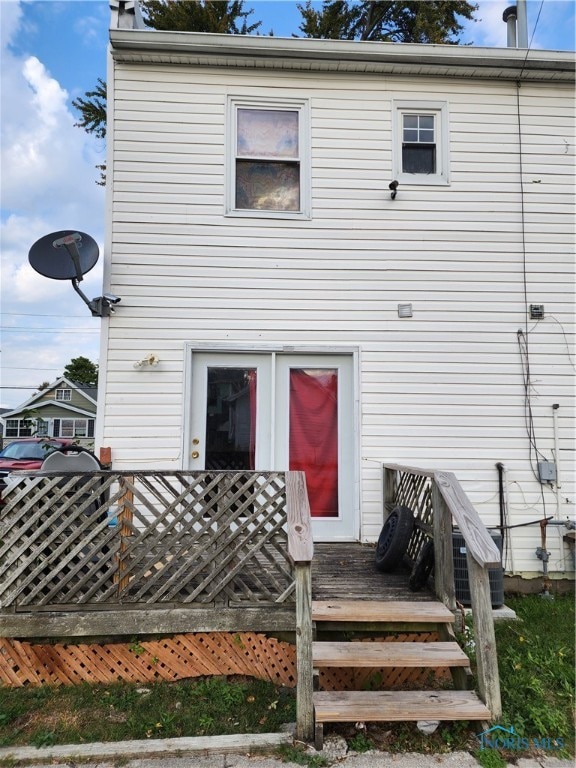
left=312, top=542, right=434, bottom=602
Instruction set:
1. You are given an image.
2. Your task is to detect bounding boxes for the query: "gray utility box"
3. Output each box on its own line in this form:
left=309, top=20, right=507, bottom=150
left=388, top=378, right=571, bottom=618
left=452, top=529, right=505, bottom=608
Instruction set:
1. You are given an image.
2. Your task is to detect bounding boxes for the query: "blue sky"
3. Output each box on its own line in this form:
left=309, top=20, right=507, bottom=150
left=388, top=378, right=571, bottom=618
left=1, top=0, right=575, bottom=409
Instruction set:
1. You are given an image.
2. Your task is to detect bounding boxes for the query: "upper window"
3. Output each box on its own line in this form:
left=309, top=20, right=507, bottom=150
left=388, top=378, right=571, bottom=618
left=227, top=98, right=310, bottom=218
left=393, top=101, right=449, bottom=185
left=56, top=389, right=72, bottom=401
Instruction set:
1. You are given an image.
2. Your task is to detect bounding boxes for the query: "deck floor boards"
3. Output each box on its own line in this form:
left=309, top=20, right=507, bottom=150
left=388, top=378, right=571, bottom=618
left=312, top=543, right=434, bottom=602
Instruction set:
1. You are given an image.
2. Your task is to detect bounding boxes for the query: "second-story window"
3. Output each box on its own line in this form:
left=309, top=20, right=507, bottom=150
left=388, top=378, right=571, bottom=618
left=227, top=98, right=310, bottom=219
left=56, top=389, right=72, bottom=401
left=393, top=100, right=449, bottom=186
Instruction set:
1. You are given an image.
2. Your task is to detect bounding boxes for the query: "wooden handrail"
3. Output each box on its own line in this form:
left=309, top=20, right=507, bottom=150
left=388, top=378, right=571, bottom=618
left=434, top=471, right=500, bottom=568
left=383, top=462, right=502, bottom=721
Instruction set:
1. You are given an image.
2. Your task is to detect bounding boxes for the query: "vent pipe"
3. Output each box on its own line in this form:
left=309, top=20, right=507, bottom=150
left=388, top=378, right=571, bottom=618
left=502, top=1, right=528, bottom=48
left=503, top=6, right=518, bottom=48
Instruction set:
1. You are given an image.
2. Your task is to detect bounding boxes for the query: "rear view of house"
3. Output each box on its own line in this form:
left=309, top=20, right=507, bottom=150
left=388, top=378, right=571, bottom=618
left=98, top=1, right=575, bottom=583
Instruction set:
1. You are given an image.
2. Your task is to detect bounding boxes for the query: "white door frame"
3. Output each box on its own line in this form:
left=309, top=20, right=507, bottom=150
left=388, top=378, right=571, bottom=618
left=183, top=344, right=361, bottom=541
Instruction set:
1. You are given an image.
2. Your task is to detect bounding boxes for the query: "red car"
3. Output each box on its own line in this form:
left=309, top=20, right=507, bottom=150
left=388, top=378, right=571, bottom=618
left=0, top=438, right=74, bottom=480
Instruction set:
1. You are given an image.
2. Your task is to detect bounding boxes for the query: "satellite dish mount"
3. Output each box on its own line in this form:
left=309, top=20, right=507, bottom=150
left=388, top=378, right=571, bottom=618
left=28, top=230, right=121, bottom=317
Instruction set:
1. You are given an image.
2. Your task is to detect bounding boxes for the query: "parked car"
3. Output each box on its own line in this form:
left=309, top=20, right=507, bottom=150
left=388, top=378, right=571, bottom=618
left=0, top=438, right=74, bottom=486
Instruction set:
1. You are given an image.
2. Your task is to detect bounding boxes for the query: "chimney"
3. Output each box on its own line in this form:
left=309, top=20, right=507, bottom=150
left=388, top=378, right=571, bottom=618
left=110, top=0, right=146, bottom=30
left=516, top=0, right=528, bottom=48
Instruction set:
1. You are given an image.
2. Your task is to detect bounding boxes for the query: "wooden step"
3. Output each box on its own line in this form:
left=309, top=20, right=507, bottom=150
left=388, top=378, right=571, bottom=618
left=312, top=600, right=454, bottom=624
left=313, top=641, right=470, bottom=668
left=313, top=690, right=491, bottom=723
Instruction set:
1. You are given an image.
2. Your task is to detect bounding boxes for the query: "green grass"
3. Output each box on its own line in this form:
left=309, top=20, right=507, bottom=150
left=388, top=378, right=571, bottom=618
left=0, top=676, right=295, bottom=748
left=0, top=594, right=573, bottom=760
left=493, top=593, right=574, bottom=750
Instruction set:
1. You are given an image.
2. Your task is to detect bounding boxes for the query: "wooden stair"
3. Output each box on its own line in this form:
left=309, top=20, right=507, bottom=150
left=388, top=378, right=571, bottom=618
left=311, top=600, right=490, bottom=748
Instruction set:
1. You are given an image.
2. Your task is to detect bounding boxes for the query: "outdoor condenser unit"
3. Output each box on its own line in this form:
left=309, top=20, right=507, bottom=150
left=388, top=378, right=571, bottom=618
left=452, top=529, right=505, bottom=608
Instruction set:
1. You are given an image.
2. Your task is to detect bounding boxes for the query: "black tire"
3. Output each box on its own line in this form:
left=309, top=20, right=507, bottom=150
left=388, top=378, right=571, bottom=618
left=409, top=539, right=435, bottom=592
left=375, top=505, right=415, bottom=573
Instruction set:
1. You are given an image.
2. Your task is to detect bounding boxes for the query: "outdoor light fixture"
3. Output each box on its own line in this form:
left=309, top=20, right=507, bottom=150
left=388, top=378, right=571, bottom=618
left=398, top=303, right=413, bottom=318
left=389, top=180, right=399, bottom=199
left=134, top=353, right=160, bottom=369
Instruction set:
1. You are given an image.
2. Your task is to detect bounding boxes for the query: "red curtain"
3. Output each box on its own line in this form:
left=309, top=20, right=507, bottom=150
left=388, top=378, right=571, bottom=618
left=289, top=369, right=338, bottom=517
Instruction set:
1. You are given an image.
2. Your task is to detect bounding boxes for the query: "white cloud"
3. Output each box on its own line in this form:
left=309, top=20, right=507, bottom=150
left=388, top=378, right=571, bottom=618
left=1, top=1, right=105, bottom=409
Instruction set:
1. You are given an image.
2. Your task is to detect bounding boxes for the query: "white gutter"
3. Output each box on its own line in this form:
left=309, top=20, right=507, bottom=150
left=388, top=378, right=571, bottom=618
left=109, top=30, right=575, bottom=83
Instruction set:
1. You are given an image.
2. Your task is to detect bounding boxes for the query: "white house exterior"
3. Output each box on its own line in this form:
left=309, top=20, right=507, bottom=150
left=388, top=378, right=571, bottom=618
left=98, top=5, right=575, bottom=581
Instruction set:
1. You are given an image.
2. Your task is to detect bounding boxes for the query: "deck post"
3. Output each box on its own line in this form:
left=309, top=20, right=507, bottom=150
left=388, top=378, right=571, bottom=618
left=115, top=475, right=134, bottom=593
left=431, top=480, right=456, bottom=611
left=383, top=466, right=396, bottom=516
left=466, top=552, right=502, bottom=720
left=295, top=562, right=314, bottom=742
left=286, top=472, right=315, bottom=744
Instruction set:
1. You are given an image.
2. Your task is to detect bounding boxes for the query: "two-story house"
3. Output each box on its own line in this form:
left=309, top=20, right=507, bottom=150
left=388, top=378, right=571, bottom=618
left=96, top=1, right=575, bottom=582
left=2, top=377, right=97, bottom=446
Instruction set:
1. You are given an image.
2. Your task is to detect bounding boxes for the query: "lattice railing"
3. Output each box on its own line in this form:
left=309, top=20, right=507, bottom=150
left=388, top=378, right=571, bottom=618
left=0, top=471, right=297, bottom=611
left=390, top=466, right=434, bottom=565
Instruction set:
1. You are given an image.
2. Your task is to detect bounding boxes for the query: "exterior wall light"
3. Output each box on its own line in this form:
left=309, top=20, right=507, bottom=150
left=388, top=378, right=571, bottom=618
left=134, top=354, right=160, bottom=369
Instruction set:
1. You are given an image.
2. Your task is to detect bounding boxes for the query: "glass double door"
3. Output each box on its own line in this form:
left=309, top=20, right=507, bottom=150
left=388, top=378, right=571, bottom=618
left=189, top=352, right=355, bottom=540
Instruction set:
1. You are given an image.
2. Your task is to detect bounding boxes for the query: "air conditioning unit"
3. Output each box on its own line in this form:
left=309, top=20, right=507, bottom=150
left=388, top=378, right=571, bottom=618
left=452, top=529, right=504, bottom=608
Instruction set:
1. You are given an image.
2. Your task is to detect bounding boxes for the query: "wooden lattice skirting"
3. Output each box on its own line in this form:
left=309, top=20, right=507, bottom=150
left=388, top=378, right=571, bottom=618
left=0, top=633, right=296, bottom=688
left=0, top=632, right=449, bottom=689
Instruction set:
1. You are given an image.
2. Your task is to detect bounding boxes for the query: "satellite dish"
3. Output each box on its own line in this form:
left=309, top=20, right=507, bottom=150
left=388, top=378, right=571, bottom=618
left=28, top=230, right=120, bottom=317
left=29, top=230, right=99, bottom=281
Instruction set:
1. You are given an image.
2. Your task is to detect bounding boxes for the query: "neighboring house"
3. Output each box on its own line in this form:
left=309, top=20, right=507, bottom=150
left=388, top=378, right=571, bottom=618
left=0, top=409, right=11, bottom=440
left=97, top=1, right=575, bottom=580
left=2, top=378, right=97, bottom=446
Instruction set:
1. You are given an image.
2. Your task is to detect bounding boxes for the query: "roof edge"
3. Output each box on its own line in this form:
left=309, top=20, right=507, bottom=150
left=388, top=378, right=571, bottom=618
left=110, top=30, right=575, bottom=82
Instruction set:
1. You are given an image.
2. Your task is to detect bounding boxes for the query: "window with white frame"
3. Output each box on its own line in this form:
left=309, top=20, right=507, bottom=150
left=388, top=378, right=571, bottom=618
left=56, top=389, right=72, bottom=401
left=393, top=101, right=449, bottom=185
left=227, top=98, right=310, bottom=218
left=35, top=419, right=49, bottom=436
left=5, top=419, right=33, bottom=438
left=60, top=419, right=88, bottom=438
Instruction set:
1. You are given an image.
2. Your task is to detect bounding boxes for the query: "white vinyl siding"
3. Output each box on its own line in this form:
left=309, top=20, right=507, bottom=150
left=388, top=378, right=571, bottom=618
left=103, top=61, right=575, bottom=576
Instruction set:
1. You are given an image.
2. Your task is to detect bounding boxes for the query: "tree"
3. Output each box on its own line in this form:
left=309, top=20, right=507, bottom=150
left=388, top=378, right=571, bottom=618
left=141, top=0, right=261, bottom=34
left=297, top=0, right=477, bottom=44
left=71, top=78, right=107, bottom=185
left=73, top=1, right=261, bottom=176
left=63, top=357, right=99, bottom=388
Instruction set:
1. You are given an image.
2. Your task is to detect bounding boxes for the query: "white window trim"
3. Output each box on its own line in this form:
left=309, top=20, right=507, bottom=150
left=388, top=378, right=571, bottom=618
left=60, top=418, right=88, bottom=438
left=392, top=100, right=450, bottom=186
left=56, top=389, right=72, bottom=401
left=226, top=96, right=311, bottom=220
